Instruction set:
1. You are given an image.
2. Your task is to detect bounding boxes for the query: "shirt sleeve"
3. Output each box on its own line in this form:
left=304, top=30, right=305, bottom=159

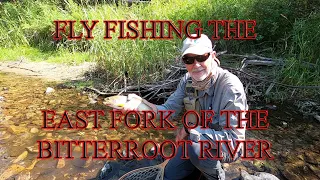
left=155, top=74, right=188, bottom=119
left=196, top=74, right=248, bottom=155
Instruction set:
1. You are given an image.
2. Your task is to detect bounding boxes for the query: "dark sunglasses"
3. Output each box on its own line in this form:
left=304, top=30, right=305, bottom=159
left=182, top=53, right=210, bottom=64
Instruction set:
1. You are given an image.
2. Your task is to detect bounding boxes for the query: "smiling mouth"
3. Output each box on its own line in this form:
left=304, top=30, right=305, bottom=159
left=192, top=69, right=204, bottom=73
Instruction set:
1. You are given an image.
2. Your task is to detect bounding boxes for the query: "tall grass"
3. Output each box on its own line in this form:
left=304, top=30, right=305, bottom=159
left=0, top=0, right=319, bottom=87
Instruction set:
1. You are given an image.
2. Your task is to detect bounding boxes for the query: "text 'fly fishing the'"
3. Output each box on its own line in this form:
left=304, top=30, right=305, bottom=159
left=53, top=20, right=257, bottom=40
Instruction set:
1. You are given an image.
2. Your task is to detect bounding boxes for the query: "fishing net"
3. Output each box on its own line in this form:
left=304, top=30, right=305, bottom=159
left=96, top=152, right=167, bottom=180
left=119, top=159, right=169, bottom=180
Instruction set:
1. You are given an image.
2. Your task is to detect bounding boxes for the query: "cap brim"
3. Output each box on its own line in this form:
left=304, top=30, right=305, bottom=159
left=182, top=46, right=211, bottom=57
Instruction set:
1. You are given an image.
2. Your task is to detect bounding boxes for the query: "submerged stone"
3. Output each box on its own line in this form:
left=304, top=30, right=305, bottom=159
left=30, top=127, right=39, bottom=134
left=56, top=158, right=65, bottom=169
left=0, top=164, right=25, bottom=179
left=45, top=87, right=55, bottom=94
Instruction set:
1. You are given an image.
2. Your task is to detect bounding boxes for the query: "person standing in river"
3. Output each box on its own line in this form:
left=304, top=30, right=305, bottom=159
left=105, top=34, right=248, bottom=180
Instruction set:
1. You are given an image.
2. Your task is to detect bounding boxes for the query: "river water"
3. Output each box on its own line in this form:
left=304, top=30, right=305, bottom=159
left=0, top=72, right=319, bottom=179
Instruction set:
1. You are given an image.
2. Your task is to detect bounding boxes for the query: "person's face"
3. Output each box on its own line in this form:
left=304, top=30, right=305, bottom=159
left=183, top=52, right=216, bottom=81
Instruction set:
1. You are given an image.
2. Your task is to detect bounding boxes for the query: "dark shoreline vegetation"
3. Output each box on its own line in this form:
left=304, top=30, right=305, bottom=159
left=0, top=0, right=319, bottom=102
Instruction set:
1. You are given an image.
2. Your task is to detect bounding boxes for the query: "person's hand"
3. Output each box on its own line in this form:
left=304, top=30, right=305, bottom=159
left=175, top=127, right=188, bottom=142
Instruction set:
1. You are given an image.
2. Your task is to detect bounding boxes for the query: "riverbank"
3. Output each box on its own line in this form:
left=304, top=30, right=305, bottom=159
left=0, top=60, right=95, bottom=82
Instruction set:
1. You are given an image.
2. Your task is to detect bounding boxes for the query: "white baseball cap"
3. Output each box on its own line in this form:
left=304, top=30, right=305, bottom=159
left=181, top=34, right=213, bottom=57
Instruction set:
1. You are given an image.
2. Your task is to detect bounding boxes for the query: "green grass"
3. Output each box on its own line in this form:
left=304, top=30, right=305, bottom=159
left=0, top=46, right=90, bottom=64
left=0, top=0, right=319, bottom=89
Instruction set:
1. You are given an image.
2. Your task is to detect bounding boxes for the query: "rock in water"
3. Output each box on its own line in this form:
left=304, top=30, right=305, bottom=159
left=240, top=169, right=280, bottom=180
left=254, top=172, right=280, bottom=180
left=0, top=164, right=25, bottom=179
left=57, top=158, right=65, bottom=168
left=45, top=87, right=55, bottom=94
left=240, top=169, right=257, bottom=180
left=8, top=125, right=28, bottom=134
left=13, top=150, right=28, bottom=163
left=30, top=127, right=39, bottom=134
left=26, top=159, right=39, bottom=170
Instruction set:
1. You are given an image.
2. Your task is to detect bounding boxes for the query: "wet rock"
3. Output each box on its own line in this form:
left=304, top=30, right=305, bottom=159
left=13, top=150, right=28, bottom=163
left=304, top=151, right=320, bottom=165
left=0, top=164, right=25, bottom=179
left=84, top=156, right=93, bottom=168
left=38, top=132, right=46, bottom=136
left=8, top=125, right=28, bottom=134
left=283, top=155, right=301, bottom=164
left=282, top=168, right=303, bottom=180
left=15, top=171, right=31, bottom=180
left=48, top=100, right=56, bottom=105
left=30, top=127, right=39, bottom=134
left=281, top=121, right=288, bottom=128
left=307, top=164, right=320, bottom=179
left=240, top=169, right=280, bottom=180
left=26, top=146, right=39, bottom=153
left=86, top=122, right=94, bottom=129
left=45, top=87, right=55, bottom=94
left=297, top=154, right=304, bottom=161
left=5, top=115, right=13, bottom=121
left=64, top=173, right=70, bottom=178
left=302, top=165, right=309, bottom=173
left=77, top=131, right=85, bottom=136
left=240, top=169, right=258, bottom=180
left=73, top=146, right=81, bottom=152
left=253, top=171, right=279, bottom=179
left=26, top=159, right=39, bottom=170
left=0, top=131, right=11, bottom=140
left=56, top=158, right=65, bottom=168
left=252, top=160, right=264, bottom=169
left=79, top=103, right=88, bottom=108
left=223, top=161, right=247, bottom=179
left=26, top=112, right=36, bottom=120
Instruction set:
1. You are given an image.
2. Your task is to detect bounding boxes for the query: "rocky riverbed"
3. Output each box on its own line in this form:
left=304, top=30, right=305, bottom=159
left=0, top=64, right=319, bottom=179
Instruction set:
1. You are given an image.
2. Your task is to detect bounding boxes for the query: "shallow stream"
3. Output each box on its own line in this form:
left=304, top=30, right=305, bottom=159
left=0, top=72, right=319, bottom=180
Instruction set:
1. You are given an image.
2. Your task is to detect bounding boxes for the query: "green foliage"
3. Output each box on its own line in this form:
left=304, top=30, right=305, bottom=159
left=0, top=0, right=318, bottom=87
left=290, top=12, right=320, bottom=63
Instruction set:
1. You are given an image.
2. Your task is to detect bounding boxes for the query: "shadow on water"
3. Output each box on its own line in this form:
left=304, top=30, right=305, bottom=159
left=0, top=72, right=175, bottom=179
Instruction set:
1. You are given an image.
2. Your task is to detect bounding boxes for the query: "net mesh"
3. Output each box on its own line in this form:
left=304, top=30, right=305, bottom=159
left=119, top=159, right=168, bottom=180
left=119, top=166, right=162, bottom=180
